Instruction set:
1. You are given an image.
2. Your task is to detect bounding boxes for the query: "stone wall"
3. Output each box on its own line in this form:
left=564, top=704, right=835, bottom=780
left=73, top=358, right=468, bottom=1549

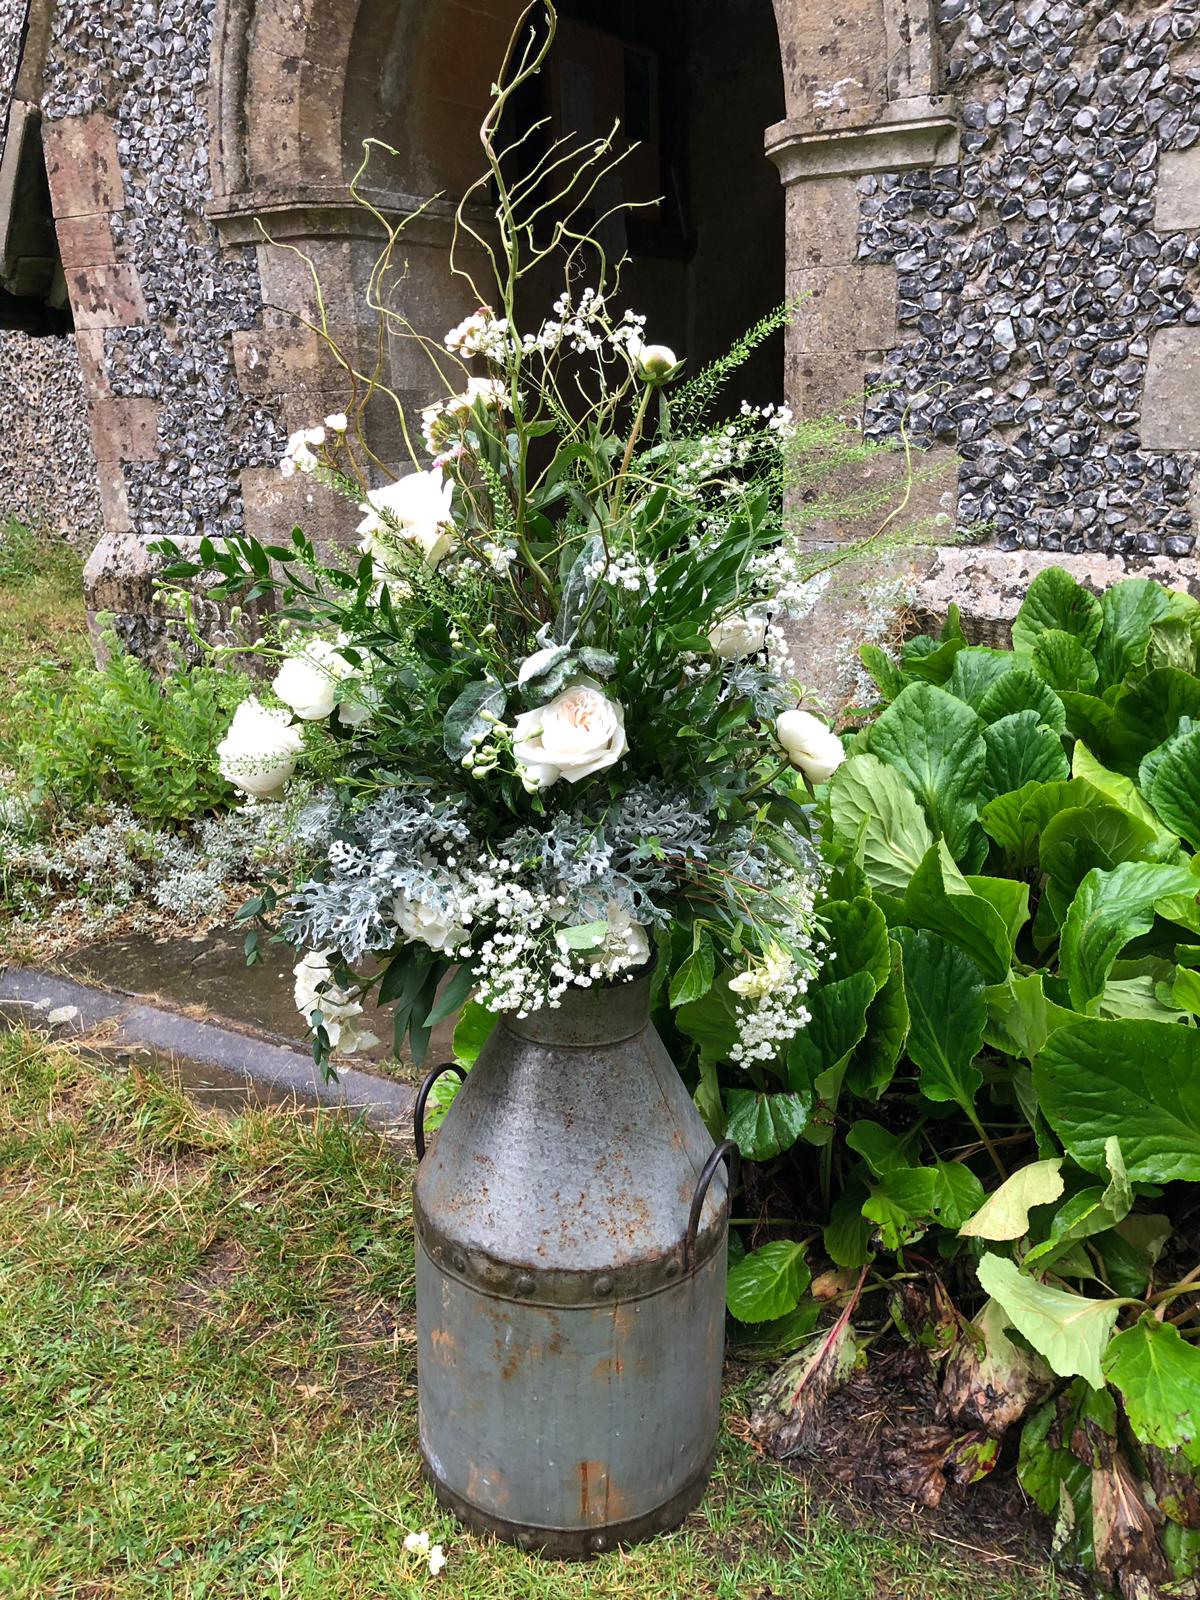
left=0, top=327, right=101, bottom=536
left=862, top=0, right=1200, bottom=557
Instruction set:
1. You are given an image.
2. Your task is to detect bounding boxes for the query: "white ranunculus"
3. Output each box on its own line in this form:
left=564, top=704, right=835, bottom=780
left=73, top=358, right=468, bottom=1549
left=708, top=612, right=768, bottom=661
left=273, top=637, right=356, bottom=721
left=293, top=950, right=378, bottom=1054
left=392, top=890, right=468, bottom=956
left=511, top=678, right=628, bottom=789
left=217, top=698, right=305, bottom=799
left=357, top=468, right=456, bottom=569
left=776, top=709, right=845, bottom=784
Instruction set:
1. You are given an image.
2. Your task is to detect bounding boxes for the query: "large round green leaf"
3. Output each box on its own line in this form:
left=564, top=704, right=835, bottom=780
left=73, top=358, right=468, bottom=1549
left=976, top=1253, right=1123, bottom=1389
left=828, top=753, right=932, bottom=893
left=1103, top=1315, right=1200, bottom=1460
left=978, top=668, right=1067, bottom=733
left=1034, top=1017, right=1200, bottom=1181
left=866, top=683, right=987, bottom=863
left=1146, top=726, right=1200, bottom=853
left=726, top=1240, right=811, bottom=1323
left=1059, top=860, right=1198, bottom=1011
left=1012, top=567, right=1103, bottom=655
left=983, top=710, right=1070, bottom=798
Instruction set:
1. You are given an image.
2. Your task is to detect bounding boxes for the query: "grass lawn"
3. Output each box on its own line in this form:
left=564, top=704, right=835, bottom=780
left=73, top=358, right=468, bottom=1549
left=0, top=1032, right=1068, bottom=1600
left=0, top=518, right=90, bottom=756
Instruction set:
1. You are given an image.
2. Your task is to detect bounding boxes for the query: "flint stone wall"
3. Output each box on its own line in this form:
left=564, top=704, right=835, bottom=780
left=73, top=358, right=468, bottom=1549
left=862, top=0, right=1200, bottom=557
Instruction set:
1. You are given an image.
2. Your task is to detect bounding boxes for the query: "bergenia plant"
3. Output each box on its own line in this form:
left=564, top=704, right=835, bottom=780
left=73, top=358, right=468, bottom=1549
left=157, top=1, right=860, bottom=1072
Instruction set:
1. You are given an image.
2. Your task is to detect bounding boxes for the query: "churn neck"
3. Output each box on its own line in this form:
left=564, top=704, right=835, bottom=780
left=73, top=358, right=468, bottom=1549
left=503, top=968, right=653, bottom=1047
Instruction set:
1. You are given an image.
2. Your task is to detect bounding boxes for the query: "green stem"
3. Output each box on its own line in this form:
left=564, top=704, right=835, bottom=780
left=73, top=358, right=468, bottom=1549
left=742, top=758, right=796, bottom=804
left=612, top=383, right=653, bottom=512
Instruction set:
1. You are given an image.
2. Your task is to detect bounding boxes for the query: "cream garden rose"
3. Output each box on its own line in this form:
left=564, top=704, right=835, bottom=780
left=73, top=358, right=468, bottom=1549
left=708, top=611, right=767, bottom=661
left=357, top=468, right=456, bottom=569
left=216, top=698, right=304, bottom=799
left=273, top=637, right=358, bottom=721
left=776, top=709, right=845, bottom=784
left=512, top=679, right=628, bottom=789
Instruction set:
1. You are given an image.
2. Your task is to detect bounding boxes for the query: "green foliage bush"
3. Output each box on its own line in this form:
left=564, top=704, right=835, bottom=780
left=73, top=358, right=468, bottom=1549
left=661, top=567, right=1200, bottom=1598
left=8, top=621, right=251, bottom=823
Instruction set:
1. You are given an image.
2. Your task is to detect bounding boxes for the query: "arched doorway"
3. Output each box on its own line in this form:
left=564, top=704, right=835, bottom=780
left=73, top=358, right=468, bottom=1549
left=339, top=0, right=786, bottom=424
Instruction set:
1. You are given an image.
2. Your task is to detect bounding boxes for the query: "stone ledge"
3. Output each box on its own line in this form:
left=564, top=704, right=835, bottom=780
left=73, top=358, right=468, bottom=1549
left=766, top=97, right=960, bottom=185
left=912, top=545, right=1200, bottom=646
left=0, top=966, right=416, bottom=1140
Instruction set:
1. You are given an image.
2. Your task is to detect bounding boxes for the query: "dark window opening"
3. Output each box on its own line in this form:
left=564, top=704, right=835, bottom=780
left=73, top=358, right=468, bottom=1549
left=0, top=104, right=71, bottom=336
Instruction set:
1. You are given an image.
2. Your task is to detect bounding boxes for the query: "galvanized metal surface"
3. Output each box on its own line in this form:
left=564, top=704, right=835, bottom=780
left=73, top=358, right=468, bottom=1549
left=413, top=972, right=729, bottom=1556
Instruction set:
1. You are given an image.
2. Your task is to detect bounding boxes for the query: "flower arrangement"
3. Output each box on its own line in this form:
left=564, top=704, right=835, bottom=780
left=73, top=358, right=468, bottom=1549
left=157, top=3, right=855, bottom=1072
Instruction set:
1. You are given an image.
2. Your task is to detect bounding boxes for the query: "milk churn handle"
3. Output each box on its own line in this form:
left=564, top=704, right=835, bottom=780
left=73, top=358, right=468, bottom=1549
left=413, top=1062, right=466, bottom=1161
left=683, top=1139, right=740, bottom=1272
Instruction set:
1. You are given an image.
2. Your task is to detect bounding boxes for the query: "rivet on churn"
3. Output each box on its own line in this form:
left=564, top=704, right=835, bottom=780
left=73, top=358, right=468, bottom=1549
left=452, top=1253, right=466, bottom=1272
left=594, top=1274, right=613, bottom=1296
left=589, top=1533, right=607, bottom=1552
left=515, top=1272, right=535, bottom=1296
left=664, top=1257, right=680, bottom=1278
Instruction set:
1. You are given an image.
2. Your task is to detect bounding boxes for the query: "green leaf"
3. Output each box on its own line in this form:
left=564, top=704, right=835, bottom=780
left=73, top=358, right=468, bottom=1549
left=725, top=1089, right=811, bottom=1161
left=786, top=970, right=876, bottom=1094
left=982, top=710, right=1069, bottom=796
left=726, top=1240, right=811, bottom=1324
left=828, top=754, right=933, bottom=893
left=424, top=961, right=475, bottom=1028
left=984, top=972, right=1080, bottom=1061
left=978, top=668, right=1067, bottom=733
left=845, top=937, right=909, bottom=1100
left=825, top=1183, right=873, bottom=1267
left=452, top=1000, right=497, bottom=1067
left=894, top=926, right=986, bottom=1115
left=866, top=683, right=988, bottom=863
left=1011, top=567, right=1103, bottom=656
left=1030, top=629, right=1100, bottom=693
left=981, top=777, right=1101, bottom=869
left=1146, top=725, right=1200, bottom=852
left=1059, top=861, right=1197, bottom=1011
left=863, top=1166, right=939, bottom=1249
left=1039, top=803, right=1160, bottom=923
left=821, top=897, right=891, bottom=990
left=558, top=920, right=609, bottom=950
left=859, top=642, right=908, bottom=700
left=1095, top=578, right=1173, bottom=689
left=443, top=678, right=506, bottom=761
left=959, top=1159, right=1065, bottom=1241
left=1110, top=668, right=1200, bottom=771
left=1072, top=743, right=1169, bottom=842
left=976, top=1254, right=1124, bottom=1389
left=948, top=646, right=1017, bottom=708
left=1035, top=1017, right=1200, bottom=1182
left=901, top=842, right=1023, bottom=983
left=670, top=931, right=715, bottom=1006
left=1023, top=1149, right=1133, bottom=1274
left=1103, top=1316, right=1200, bottom=1463
left=676, top=978, right=739, bottom=1066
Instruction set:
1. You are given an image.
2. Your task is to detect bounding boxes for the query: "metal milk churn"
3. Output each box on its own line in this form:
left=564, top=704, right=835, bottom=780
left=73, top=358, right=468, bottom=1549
left=412, top=971, right=734, bottom=1556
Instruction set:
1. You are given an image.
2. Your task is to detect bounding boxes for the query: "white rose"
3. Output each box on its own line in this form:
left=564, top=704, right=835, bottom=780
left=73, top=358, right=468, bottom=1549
left=776, top=709, right=845, bottom=784
left=708, top=612, right=767, bottom=661
left=392, top=891, right=468, bottom=956
left=511, top=678, right=628, bottom=789
left=357, top=468, right=456, bottom=569
left=217, top=698, right=304, bottom=799
left=273, top=638, right=356, bottom=722
left=293, top=950, right=378, bottom=1054
left=630, top=340, right=678, bottom=379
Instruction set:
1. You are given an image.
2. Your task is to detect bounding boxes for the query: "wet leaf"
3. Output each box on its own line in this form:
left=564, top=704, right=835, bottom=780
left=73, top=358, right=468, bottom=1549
left=1103, top=1316, right=1200, bottom=1464
left=976, top=1254, right=1126, bottom=1389
left=959, top=1158, right=1065, bottom=1241
left=941, top=1299, right=1055, bottom=1437
left=726, top=1240, right=811, bottom=1324
left=750, top=1312, right=863, bottom=1458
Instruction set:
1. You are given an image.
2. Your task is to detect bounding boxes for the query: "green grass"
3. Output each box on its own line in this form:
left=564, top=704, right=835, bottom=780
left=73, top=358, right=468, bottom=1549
left=0, top=1034, right=1067, bottom=1600
left=0, top=517, right=90, bottom=756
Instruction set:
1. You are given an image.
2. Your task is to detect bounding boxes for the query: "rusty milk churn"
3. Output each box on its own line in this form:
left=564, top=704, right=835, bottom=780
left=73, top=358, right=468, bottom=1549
left=412, top=970, right=734, bottom=1556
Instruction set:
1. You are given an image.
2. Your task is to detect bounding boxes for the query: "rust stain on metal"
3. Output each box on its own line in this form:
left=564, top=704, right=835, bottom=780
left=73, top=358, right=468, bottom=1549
left=592, top=1354, right=625, bottom=1380
left=578, top=1460, right=608, bottom=1522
